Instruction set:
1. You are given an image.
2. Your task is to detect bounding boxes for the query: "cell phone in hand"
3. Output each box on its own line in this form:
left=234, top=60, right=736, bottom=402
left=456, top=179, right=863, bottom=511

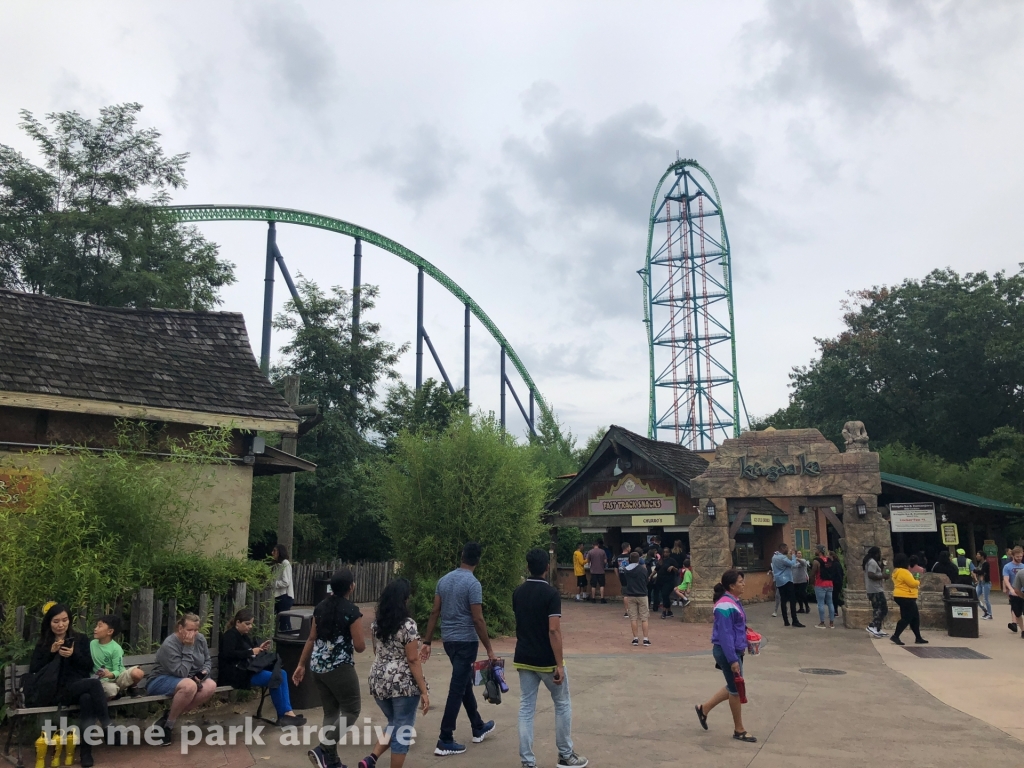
left=63, top=638, right=74, bottom=648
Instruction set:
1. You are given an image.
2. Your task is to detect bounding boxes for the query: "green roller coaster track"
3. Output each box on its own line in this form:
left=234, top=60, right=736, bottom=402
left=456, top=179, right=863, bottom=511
left=164, top=204, right=550, bottom=426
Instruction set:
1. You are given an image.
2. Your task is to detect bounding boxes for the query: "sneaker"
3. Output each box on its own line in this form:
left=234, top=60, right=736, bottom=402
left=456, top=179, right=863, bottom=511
left=877, top=631, right=889, bottom=637
left=600, top=598, right=607, bottom=604
left=791, top=621, right=805, bottom=628
left=829, top=623, right=835, bottom=629
left=435, top=740, right=467, bottom=756
left=624, top=612, right=629, bottom=618
left=666, top=611, right=674, bottom=618
left=915, top=637, right=929, bottom=644
left=472, top=720, right=495, bottom=743
left=891, top=636, right=905, bottom=646
left=358, top=756, right=378, bottom=768
left=771, top=612, right=778, bottom=618
left=815, top=622, right=826, bottom=629
left=1009, top=622, right=1018, bottom=632
left=158, top=725, right=173, bottom=747
left=643, top=638, right=651, bottom=646
left=307, top=747, right=329, bottom=768
left=983, top=614, right=993, bottom=620
left=574, top=595, right=581, bottom=602
left=680, top=597, right=690, bottom=606
left=631, top=637, right=639, bottom=646
left=557, top=752, right=590, bottom=767
left=865, top=626, right=880, bottom=638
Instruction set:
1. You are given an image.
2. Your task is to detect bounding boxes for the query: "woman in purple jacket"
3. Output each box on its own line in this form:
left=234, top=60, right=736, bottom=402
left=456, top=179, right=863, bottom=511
left=694, top=570, right=757, bottom=743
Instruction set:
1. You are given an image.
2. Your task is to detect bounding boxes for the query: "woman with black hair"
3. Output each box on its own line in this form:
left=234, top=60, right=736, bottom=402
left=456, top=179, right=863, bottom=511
left=219, top=608, right=305, bottom=726
left=29, top=603, right=111, bottom=767
left=863, top=547, right=889, bottom=638
left=694, top=571, right=756, bottom=744
left=271, top=544, right=294, bottom=632
left=891, top=552, right=928, bottom=646
left=293, top=568, right=366, bottom=768
left=357, top=579, right=430, bottom=768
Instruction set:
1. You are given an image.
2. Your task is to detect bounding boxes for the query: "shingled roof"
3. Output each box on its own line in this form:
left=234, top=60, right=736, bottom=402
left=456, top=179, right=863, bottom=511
left=548, top=424, right=709, bottom=510
left=0, top=289, right=298, bottom=427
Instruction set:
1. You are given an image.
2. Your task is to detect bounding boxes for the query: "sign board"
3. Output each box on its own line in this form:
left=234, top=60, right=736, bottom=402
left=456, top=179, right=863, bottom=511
left=739, top=454, right=822, bottom=482
left=750, top=514, right=774, bottom=527
left=983, top=540, right=998, bottom=557
left=951, top=606, right=973, bottom=620
left=940, top=523, right=959, bottom=546
left=889, top=502, right=936, bottom=532
left=631, top=515, right=674, bottom=526
left=589, top=474, right=676, bottom=516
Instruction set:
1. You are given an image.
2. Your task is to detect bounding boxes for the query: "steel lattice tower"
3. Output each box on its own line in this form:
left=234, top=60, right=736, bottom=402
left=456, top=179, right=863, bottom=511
left=640, top=159, right=743, bottom=450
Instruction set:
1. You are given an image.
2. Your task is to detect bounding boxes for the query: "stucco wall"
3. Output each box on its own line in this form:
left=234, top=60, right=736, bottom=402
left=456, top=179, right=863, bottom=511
left=0, top=450, right=252, bottom=558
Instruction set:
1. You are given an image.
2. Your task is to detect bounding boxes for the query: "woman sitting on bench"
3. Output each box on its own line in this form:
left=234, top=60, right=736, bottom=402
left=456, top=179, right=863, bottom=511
left=29, top=603, right=111, bottom=767
left=219, top=609, right=306, bottom=726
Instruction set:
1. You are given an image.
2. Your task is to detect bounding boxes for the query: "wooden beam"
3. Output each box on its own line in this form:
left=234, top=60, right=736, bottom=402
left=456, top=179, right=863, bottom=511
left=821, top=506, right=845, bottom=538
left=729, top=508, right=750, bottom=539
left=0, top=391, right=298, bottom=436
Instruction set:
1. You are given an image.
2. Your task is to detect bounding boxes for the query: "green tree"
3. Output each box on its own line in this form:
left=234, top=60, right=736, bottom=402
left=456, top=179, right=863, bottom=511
left=0, top=103, right=234, bottom=309
left=377, top=378, right=469, bottom=452
left=758, top=268, right=1024, bottom=462
left=376, top=413, right=547, bottom=635
left=250, top=279, right=405, bottom=561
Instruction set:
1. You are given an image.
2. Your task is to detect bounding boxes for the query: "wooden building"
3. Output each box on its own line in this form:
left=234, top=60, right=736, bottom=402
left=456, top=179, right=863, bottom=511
left=0, top=289, right=314, bottom=557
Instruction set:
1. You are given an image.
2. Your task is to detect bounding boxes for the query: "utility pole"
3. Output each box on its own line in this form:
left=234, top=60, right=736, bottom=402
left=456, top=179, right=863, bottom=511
left=277, top=374, right=300, bottom=554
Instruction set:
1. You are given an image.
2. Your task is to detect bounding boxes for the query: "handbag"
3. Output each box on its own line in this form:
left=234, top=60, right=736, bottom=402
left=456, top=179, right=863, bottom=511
left=239, top=651, right=282, bottom=689
left=21, top=656, right=62, bottom=707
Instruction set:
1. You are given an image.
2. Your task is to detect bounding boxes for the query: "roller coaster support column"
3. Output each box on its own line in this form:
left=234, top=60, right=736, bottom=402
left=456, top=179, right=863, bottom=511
left=416, top=267, right=424, bottom=390
left=500, top=348, right=506, bottom=429
left=352, top=237, right=362, bottom=344
left=261, top=222, right=277, bottom=375
left=464, top=303, right=471, bottom=410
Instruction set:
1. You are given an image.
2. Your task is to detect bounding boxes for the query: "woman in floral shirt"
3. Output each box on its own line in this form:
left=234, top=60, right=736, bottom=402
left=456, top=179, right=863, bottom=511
left=294, top=568, right=366, bottom=768
left=357, top=579, right=429, bottom=768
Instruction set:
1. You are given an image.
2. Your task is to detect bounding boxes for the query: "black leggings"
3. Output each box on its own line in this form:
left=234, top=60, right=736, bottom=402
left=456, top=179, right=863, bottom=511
left=778, top=582, right=798, bottom=623
left=59, top=678, right=110, bottom=731
left=893, top=597, right=922, bottom=641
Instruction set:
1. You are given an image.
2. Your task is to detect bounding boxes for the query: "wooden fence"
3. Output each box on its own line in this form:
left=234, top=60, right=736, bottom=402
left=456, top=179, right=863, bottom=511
left=292, top=560, right=399, bottom=605
left=8, top=583, right=273, bottom=655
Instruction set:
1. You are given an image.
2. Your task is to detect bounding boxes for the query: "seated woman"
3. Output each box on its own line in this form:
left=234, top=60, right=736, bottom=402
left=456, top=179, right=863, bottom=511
left=219, top=609, right=306, bottom=726
left=29, top=603, right=111, bottom=767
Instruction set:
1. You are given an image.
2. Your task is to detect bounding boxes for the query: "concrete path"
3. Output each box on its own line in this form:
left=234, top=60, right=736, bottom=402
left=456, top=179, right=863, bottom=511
left=70, top=600, right=1020, bottom=767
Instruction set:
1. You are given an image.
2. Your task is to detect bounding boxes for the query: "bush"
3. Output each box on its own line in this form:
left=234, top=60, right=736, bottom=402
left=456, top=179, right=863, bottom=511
left=375, top=413, right=547, bottom=635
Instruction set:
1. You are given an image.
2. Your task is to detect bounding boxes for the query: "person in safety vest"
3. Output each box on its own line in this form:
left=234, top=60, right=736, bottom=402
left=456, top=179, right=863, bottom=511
left=954, top=548, right=975, bottom=586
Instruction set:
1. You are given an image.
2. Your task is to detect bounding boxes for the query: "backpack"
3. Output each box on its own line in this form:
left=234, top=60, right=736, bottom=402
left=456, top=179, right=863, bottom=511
left=817, top=557, right=840, bottom=584
left=20, top=656, right=62, bottom=708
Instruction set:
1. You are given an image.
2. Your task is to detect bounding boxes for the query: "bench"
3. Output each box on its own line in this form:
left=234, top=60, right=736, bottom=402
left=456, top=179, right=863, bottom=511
left=2, top=654, right=272, bottom=768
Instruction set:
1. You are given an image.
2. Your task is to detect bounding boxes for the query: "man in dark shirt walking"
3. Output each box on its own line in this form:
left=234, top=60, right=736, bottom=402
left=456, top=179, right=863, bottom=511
left=585, top=540, right=608, bottom=604
left=513, top=548, right=588, bottom=768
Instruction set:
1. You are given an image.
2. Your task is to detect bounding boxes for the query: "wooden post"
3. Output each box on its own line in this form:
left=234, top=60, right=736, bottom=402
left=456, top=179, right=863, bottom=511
left=129, top=594, right=140, bottom=648
left=137, top=588, right=154, bottom=652
left=211, top=595, right=222, bottom=655
left=198, top=593, right=209, bottom=636
left=277, top=375, right=301, bottom=555
left=231, top=582, right=247, bottom=617
left=167, top=599, right=178, bottom=634
left=153, top=599, right=164, bottom=646
left=15, top=605, right=25, bottom=641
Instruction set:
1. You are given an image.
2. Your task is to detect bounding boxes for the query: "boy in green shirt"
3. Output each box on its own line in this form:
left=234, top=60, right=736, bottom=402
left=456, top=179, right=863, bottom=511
left=91, top=615, right=144, bottom=699
left=672, top=558, right=693, bottom=607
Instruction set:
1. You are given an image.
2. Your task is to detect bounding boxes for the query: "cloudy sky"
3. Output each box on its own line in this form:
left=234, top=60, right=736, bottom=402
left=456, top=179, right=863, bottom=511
left=3, top=1, right=1023, bottom=446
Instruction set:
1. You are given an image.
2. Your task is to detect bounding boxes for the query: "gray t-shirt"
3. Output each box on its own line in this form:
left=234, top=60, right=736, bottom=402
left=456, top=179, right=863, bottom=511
left=436, top=567, right=483, bottom=643
left=1012, top=568, right=1024, bottom=597
left=864, top=558, right=884, bottom=594
left=149, top=632, right=211, bottom=681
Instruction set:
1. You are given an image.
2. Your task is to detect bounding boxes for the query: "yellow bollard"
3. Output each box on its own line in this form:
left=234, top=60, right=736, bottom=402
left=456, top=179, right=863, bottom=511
left=63, top=730, right=76, bottom=766
left=34, top=731, right=48, bottom=768
left=49, top=730, right=63, bottom=768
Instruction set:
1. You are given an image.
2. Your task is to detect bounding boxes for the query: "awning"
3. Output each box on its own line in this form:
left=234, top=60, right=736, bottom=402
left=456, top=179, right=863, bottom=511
left=252, top=446, right=317, bottom=476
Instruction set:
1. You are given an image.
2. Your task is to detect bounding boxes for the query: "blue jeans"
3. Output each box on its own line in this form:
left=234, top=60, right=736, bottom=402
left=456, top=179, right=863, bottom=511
left=251, top=667, right=292, bottom=718
left=977, top=582, right=993, bottom=615
left=440, top=641, right=484, bottom=743
left=374, top=695, right=420, bottom=755
left=814, top=586, right=835, bottom=623
left=518, top=669, right=573, bottom=767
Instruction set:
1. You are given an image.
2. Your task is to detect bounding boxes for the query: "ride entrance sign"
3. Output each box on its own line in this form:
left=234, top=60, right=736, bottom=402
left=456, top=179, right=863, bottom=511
left=889, top=502, right=937, bottom=532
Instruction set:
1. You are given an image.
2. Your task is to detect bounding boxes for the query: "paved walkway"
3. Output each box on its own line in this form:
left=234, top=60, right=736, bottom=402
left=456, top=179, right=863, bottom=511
left=46, top=600, right=1021, bottom=767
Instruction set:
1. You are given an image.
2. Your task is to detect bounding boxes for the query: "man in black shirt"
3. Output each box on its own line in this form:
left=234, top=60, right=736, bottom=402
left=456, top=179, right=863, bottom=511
left=513, top=549, right=588, bottom=768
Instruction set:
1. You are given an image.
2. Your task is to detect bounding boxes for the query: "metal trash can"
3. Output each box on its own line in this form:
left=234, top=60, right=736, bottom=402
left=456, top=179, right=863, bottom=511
left=313, top=570, right=333, bottom=606
left=274, top=608, right=320, bottom=710
left=943, top=584, right=980, bottom=639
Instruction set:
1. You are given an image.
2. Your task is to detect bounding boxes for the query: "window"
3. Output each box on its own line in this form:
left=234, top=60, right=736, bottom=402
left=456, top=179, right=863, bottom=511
left=795, top=528, right=811, bottom=556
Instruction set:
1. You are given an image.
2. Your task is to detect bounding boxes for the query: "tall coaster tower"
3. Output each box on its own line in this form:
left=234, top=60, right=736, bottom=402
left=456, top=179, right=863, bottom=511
left=640, top=158, right=744, bottom=450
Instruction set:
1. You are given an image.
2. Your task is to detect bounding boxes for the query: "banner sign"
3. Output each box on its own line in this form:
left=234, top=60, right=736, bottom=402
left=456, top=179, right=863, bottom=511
left=631, top=515, right=674, bottom=526
left=589, top=474, right=676, bottom=516
left=889, top=502, right=936, bottom=532
left=750, top=514, right=774, bottom=527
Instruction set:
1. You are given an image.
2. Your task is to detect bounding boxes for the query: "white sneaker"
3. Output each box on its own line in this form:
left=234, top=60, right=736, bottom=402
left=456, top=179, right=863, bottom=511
left=771, top=612, right=778, bottom=618
left=865, top=626, right=880, bottom=637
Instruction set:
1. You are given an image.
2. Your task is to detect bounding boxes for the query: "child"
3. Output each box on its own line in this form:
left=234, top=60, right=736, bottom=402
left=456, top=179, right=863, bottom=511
left=91, top=615, right=144, bottom=699
left=672, top=558, right=693, bottom=606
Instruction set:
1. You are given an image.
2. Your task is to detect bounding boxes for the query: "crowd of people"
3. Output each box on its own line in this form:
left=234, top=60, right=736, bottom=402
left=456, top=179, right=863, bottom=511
left=573, top=536, right=693, bottom=625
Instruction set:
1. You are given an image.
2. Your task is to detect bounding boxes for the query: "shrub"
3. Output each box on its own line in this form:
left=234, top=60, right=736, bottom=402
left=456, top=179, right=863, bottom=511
left=375, top=413, right=547, bottom=635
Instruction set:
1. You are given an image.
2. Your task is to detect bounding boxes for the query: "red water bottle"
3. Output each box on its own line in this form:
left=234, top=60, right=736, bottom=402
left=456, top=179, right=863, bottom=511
left=733, top=674, right=747, bottom=704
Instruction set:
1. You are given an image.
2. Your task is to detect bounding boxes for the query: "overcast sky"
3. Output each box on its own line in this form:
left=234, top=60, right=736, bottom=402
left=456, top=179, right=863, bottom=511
left=4, top=1, right=1023, bottom=446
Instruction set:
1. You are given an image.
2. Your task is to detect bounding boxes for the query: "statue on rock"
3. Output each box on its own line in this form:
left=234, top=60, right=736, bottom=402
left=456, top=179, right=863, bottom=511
left=842, top=421, right=870, bottom=453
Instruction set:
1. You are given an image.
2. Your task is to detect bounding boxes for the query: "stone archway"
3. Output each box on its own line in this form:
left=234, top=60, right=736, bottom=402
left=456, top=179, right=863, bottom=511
left=686, top=426, right=890, bottom=628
